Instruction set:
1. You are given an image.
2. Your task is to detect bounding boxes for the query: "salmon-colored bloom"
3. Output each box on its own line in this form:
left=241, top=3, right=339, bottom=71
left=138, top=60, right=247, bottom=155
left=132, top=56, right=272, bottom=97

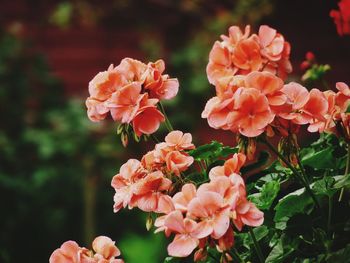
left=259, top=25, right=285, bottom=62
left=50, top=241, right=87, bottom=263
left=172, top=183, right=197, bottom=212
left=206, top=24, right=292, bottom=85
left=50, top=237, right=124, bottom=263
left=92, top=236, right=121, bottom=260
left=165, top=151, right=194, bottom=176
left=232, top=35, right=262, bottom=72
left=132, top=99, right=165, bottom=136
left=188, top=191, right=231, bottom=239
left=111, top=159, right=171, bottom=213
left=86, top=58, right=178, bottom=137
left=228, top=88, right=275, bottom=137
left=105, top=82, right=144, bottom=123
left=208, top=153, right=246, bottom=178
left=233, top=198, right=264, bottom=231
left=143, top=60, right=179, bottom=100
left=164, top=210, right=199, bottom=257
left=86, top=97, right=109, bottom=122
left=88, top=64, right=126, bottom=101
left=164, top=130, right=195, bottom=151
left=244, top=71, right=286, bottom=107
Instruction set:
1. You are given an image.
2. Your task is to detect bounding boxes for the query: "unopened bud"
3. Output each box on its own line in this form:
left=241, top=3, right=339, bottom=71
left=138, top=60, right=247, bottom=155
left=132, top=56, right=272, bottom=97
left=194, top=248, right=207, bottom=262
left=146, top=213, right=153, bottom=231
left=117, top=123, right=124, bottom=135
left=133, top=132, right=140, bottom=143
left=121, top=132, right=128, bottom=147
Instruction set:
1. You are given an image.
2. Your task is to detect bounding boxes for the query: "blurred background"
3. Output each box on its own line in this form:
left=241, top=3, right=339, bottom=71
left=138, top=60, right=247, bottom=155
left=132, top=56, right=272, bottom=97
left=0, top=0, right=349, bottom=262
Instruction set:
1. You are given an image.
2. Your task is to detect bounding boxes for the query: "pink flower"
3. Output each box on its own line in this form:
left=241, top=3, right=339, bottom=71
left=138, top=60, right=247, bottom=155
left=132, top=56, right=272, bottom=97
left=111, top=159, right=147, bottom=212
left=143, top=60, right=179, bottom=100
left=244, top=71, right=286, bottom=107
left=206, top=25, right=292, bottom=85
left=227, top=88, right=275, bottom=137
left=105, top=82, right=144, bottom=123
left=132, top=99, right=165, bottom=136
left=172, top=183, right=197, bottom=212
left=188, top=191, right=230, bottom=239
left=165, top=151, right=194, bottom=176
left=164, top=130, right=195, bottom=150
left=164, top=210, right=199, bottom=257
left=50, top=241, right=87, bottom=263
left=92, top=236, right=121, bottom=260
left=88, top=64, right=126, bottom=101
left=50, top=237, right=124, bottom=263
left=258, top=25, right=286, bottom=62
left=86, top=97, right=109, bottom=122
left=233, top=198, right=264, bottom=231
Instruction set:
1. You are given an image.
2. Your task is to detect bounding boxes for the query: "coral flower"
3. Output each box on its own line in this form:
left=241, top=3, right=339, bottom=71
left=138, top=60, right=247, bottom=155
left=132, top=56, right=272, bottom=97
left=131, top=171, right=172, bottom=212
left=164, top=130, right=195, bottom=150
left=165, top=151, right=194, bottom=176
left=132, top=99, right=165, bottom=136
left=164, top=210, right=199, bottom=257
left=86, top=97, right=109, bottom=122
left=231, top=35, right=262, bottom=72
left=233, top=198, right=264, bottom=231
left=208, top=153, right=246, bottom=180
left=244, top=71, right=286, bottom=107
left=227, top=88, right=274, bottom=137
left=258, top=25, right=285, bottom=61
left=105, top=82, right=144, bottom=123
left=88, top=64, right=126, bottom=101
left=172, top=183, right=197, bottom=212
left=92, top=236, right=121, bottom=260
left=143, top=59, right=179, bottom=100
left=188, top=191, right=230, bottom=239
left=201, top=96, right=234, bottom=130
left=49, top=241, right=87, bottom=263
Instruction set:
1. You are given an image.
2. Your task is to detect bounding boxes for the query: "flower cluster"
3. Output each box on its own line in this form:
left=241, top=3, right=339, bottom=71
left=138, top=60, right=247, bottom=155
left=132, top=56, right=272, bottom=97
left=86, top=58, right=179, bottom=136
left=330, top=0, right=350, bottom=36
left=206, top=25, right=292, bottom=85
left=202, top=26, right=350, bottom=141
left=154, top=153, right=263, bottom=260
left=111, top=130, right=195, bottom=213
left=50, top=236, right=123, bottom=263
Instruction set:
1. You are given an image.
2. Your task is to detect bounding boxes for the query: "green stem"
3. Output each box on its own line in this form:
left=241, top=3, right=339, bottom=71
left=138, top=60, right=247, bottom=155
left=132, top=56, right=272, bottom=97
left=296, top=154, right=310, bottom=185
left=339, top=143, right=350, bottom=201
left=158, top=101, right=173, bottom=132
left=248, top=227, right=264, bottom=263
left=327, top=195, right=333, bottom=237
left=262, top=137, right=321, bottom=210
left=230, top=248, right=244, bottom=263
left=150, top=134, right=160, bottom=144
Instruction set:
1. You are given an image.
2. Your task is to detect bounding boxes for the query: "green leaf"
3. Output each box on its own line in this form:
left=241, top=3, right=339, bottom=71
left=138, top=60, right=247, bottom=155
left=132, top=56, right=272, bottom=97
left=313, top=176, right=337, bottom=197
left=301, top=147, right=335, bottom=169
left=164, top=257, right=181, bottom=263
left=249, top=180, right=280, bottom=210
left=188, top=141, right=237, bottom=161
left=346, top=104, right=350, bottom=113
left=274, top=189, right=314, bottom=228
left=266, top=234, right=299, bottom=263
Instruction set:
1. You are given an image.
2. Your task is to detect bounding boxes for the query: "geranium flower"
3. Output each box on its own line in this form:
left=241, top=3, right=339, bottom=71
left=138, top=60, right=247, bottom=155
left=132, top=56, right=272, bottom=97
left=164, top=210, right=199, bottom=257
left=227, top=88, right=275, bottom=137
left=330, top=0, right=350, bottom=36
